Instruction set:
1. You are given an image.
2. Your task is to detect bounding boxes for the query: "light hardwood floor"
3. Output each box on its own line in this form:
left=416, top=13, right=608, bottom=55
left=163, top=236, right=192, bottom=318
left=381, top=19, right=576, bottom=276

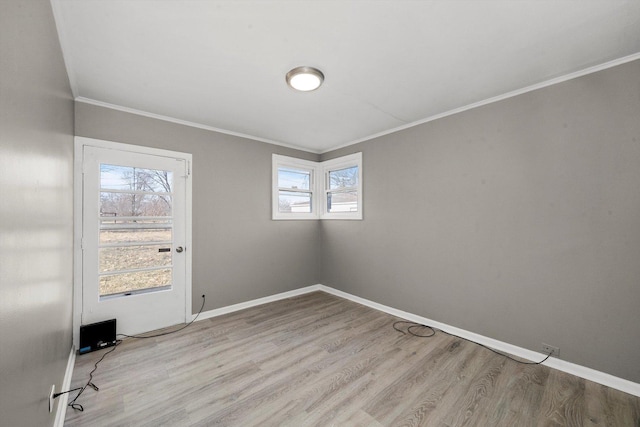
left=65, top=291, right=640, bottom=426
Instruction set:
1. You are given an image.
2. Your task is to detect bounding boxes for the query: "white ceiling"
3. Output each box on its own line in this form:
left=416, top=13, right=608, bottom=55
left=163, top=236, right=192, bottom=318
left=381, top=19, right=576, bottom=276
left=52, top=1, right=640, bottom=153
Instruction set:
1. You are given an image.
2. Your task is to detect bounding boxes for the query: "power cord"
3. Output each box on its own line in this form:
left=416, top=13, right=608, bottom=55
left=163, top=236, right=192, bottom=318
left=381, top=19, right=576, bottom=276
left=393, top=320, right=436, bottom=337
left=54, top=340, right=121, bottom=411
left=117, top=295, right=205, bottom=339
left=56, top=294, right=207, bottom=411
left=393, top=320, right=552, bottom=365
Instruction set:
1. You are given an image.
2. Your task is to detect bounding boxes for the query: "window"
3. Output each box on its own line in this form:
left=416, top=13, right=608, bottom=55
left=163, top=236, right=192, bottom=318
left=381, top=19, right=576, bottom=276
left=321, top=153, right=362, bottom=220
left=272, top=152, right=362, bottom=220
left=272, top=156, right=317, bottom=220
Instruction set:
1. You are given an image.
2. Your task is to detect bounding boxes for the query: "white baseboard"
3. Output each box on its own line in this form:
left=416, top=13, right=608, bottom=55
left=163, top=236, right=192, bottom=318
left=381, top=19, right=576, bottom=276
left=54, top=346, right=76, bottom=427
left=194, top=285, right=323, bottom=322
left=317, top=285, right=640, bottom=398
left=194, top=284, right=639, bottom=397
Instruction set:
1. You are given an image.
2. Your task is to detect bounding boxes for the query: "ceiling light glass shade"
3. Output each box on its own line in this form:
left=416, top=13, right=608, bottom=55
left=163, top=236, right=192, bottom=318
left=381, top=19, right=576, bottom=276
left=286, top=66, right=324, bottom=91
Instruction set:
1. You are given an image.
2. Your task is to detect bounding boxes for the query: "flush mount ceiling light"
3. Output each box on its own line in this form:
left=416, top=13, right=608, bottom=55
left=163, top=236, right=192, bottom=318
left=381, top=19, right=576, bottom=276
left=286, top=66, right=324, bottom=92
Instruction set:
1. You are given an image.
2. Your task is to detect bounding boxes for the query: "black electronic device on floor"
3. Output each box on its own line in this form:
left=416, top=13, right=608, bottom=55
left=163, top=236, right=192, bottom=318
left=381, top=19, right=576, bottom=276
left=79, top=319, right=117, bottom=354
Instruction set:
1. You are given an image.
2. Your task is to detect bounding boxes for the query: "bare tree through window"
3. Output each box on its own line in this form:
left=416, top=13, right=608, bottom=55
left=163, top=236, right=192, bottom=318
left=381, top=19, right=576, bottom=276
left=98, top=164, right=174, bottom=296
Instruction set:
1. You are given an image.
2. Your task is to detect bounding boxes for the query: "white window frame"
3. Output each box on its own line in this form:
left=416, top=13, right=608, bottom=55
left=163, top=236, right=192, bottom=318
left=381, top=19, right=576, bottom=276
left=272, top=152, right=363, bottom=220
left=321, top=152, right=363, bottom=220
left=272, top=155, right=318, bottom=220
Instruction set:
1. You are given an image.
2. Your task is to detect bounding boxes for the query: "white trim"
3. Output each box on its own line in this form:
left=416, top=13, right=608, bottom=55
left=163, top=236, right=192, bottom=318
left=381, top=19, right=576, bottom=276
left=194, top=283, right=640, bottom=396
left=71, top=55, right=640, bottom=155
left=195, top=285, right=323, bottom=321
left=323, top=52, right=640, bottom=153
left=73, top=141, right=83, bottom=350
left=75, top=136, right=194, bottom=159
left=184, top=158, right=193, bottom=324
left=74, top=97, right=321, bottom=154
left=272, top=153, right=363, bottom=220
left=53, top=346, right=76, bottom=427
left=73, top=137, right=193, bottom=347
left=316, top=285, right=640, bottom=397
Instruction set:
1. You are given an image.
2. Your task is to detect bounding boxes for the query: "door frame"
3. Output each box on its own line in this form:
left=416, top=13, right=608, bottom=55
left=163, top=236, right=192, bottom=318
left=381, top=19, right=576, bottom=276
left=73, top=137, right=192, bottom=349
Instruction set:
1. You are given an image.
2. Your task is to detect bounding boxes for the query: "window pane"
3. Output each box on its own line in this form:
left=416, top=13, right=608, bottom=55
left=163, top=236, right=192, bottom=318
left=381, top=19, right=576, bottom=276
left=101, top=164, right=172, bottom=193
left=100, top=228, right=172, bottom=244
left=100, top=244, right=172, bottom=273
left=279, top=191, right=312, bottom=213
left=100, top=269, right=171, bottom=297
left=101, top=192, right=172, bottom=217
left=278, top=168, right=310, bottom=191
left=328, top=166, right=358, bottom=190
left=327, top=191, right=358, bottom=213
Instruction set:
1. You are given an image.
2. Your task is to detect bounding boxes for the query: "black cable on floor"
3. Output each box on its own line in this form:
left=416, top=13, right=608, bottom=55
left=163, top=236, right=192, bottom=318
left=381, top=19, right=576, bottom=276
left=393, top=320, right=552, bottom=365
left=117, top=294, right=205, bottom=339
left=393, top=320, right=436, bottom=337
left=59, top=294, right=207, bottom=411
left=63, top=340, right=121, bottom=412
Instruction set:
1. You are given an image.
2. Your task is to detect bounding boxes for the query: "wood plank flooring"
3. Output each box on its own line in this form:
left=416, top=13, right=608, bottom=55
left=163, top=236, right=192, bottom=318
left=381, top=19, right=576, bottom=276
left=64, top=291, right=640, bottom=426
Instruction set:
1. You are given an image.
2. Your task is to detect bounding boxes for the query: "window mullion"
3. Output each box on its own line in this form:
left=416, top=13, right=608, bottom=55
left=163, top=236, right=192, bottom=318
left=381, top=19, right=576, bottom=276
left=279, top=187, right=313, bottom=194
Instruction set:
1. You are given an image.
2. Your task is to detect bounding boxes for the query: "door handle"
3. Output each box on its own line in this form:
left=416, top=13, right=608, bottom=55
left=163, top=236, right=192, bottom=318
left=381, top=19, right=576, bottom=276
left=175, top=246, right=184, bottom=253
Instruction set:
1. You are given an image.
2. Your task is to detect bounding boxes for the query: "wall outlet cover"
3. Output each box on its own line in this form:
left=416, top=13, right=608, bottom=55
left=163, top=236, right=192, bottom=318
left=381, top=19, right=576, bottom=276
left=542, top=343, right=560, bottom=357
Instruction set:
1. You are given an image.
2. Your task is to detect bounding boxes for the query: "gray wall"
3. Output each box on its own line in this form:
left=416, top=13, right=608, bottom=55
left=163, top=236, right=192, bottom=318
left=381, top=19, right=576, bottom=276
left=321, top=59, right=640, bottom=383
left=75, top=103, right=321, bottom=311
left=0, top=1, right=75, bottom=425
left=2, top=5, right=636, bottom=425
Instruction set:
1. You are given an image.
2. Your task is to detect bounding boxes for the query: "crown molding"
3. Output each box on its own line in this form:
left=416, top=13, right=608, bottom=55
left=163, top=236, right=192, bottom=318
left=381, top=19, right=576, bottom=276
left=324, top=52, right=640, bottom=153
left=74, top=97, right=322, bottom=154
left=75, top=52, right=640, bottom=155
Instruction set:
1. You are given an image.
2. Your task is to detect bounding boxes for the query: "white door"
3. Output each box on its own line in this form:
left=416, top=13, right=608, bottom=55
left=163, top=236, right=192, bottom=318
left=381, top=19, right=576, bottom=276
left=81, top=144, right=189, bottom=336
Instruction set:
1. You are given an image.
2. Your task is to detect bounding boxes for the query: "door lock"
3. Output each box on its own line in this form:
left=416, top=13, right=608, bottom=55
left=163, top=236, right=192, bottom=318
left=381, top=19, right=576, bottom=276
left=175, top=246, right=184, bottom=253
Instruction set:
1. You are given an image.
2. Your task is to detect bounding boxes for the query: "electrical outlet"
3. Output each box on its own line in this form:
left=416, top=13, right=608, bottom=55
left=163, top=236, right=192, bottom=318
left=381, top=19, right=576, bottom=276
left=49, top=385, right=55, bottom=413
left=542, top=343, right=559, bottom=357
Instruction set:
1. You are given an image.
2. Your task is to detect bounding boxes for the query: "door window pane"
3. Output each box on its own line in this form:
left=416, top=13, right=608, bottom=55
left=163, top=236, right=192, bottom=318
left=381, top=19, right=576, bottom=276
left=98, top=162, right=175, bottom=298
left=100, top=269, right=171, bottom=297
left=100, top=164, right=172, bottom=193
left=100, top=244, right=172, bottom=273
left=100, top=228, right=172, bottom=244
left=100, top=193, right=172, bottom=217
